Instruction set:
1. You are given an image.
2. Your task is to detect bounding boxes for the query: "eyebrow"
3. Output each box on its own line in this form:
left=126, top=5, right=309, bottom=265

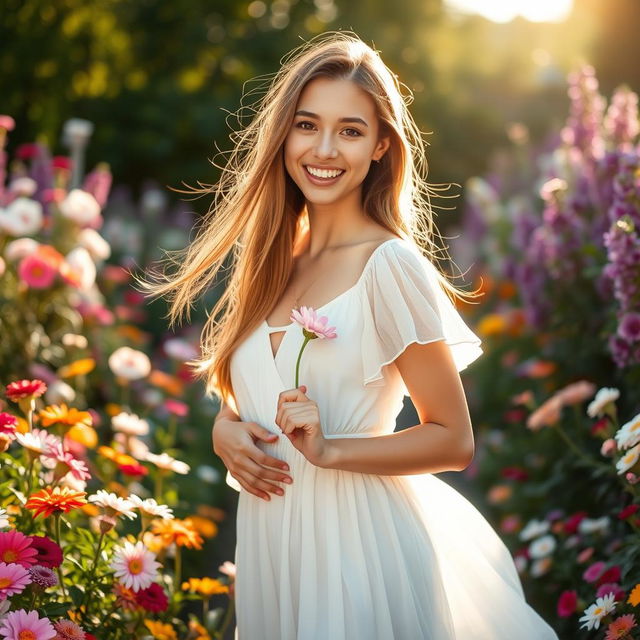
left=294, top=110, right=369, bottom=127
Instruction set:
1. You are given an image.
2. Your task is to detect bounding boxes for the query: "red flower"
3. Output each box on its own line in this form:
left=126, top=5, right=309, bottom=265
left=25, top=486, right=87, bottom=518
left=165, top=398, right=188, bottom=417
left=118, top=463, right=149, bottom=478
left=6, top=379, right=47, bottom=402
left=557, top=590, right=577, bottom=617
left=597, top=565, right=621, bottom=587
left=618, top=504, right=640, bottom=520
left=15, top=143, right=39, bottom=160
left=134, top=582, right=169, bottom=612
left=28, top=535, right=63, bottom=568
left=52, top=156, right=72, bottom=170
left=500, top=466, right=529, bottom=482
left=590, top=417, right=609, bottom=436
left=0, top=412, right=18, bottom=436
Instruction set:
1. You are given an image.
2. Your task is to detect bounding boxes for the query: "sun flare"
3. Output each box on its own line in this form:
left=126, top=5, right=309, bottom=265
left=445, top=0, right=574, bottom=23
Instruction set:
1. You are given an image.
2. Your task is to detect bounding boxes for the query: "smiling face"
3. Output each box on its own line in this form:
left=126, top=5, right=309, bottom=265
left=284, top=76, right=390, bottom=210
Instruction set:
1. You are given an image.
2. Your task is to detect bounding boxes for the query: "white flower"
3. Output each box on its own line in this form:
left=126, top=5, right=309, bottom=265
left=587, top=387, right=620, bottom=418
left=579, top=593, right=616, bottom=630
left=0, top=197, right=43, bottom=235
left=58, top=188, right=102, bottom=227
left=15, top=428, right=60, bottom=455
left=0, top=508, right=9, bottom=529
left=578, top=516, right=611, bottom=535
left=110, top=540, right=161, bottom=592
left=128, top=495, right=174, bottom=520
left=145, top=452, right=190, bottom=474
left=614, top=413, right=640, bottom=450
left=64, top=247, right=96, bottom=290
left=114, top=434, right=149, bottom=460
left=530, top=557, right=552, bottom=578
left=88, top=490, right=137, bottom=519
left=108, top=346, right=151, bottom=381
left=518, top=518, right=550, bottom=541
left=112, top=412, right=149, bottom=437
left=163, top=338, right=199, bottom=361
left=8, top=177, right=37, bottom=197
left=4, top=237, right=39, bottom=262
left=61, top=333, right=89, bottom=349
left=616, top=444, right=640, bottom=474
left=44, top=380, right=76, bottom=405
left=528, top=534, right=556, bottom=559
left=77, top=228, right=111, bottom=262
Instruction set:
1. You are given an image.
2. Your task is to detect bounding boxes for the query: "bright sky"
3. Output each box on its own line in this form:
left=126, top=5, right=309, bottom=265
left=444, top=0, right=574, bottom=23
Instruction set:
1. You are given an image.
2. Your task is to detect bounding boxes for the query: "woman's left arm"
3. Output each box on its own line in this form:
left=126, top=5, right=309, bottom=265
left=321, top=339, right=475, bottom=474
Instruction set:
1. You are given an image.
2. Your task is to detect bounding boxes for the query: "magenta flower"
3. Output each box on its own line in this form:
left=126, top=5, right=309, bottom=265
left=27, top=565, right=58, bottom=588
left=0, top=562, right=32, bottom=599
left=26, top=536, right=62, bottom=569
left=290, top=306, right=338, bottom=387
left=557, top=589, right=578, bottom=618
left=0, top=530, right=38, bottom=567
left=583, top=560, right=607, bottom=583
left=0, top=609, right=55, bottom=640
left=17, top=254, right=57, bottom=289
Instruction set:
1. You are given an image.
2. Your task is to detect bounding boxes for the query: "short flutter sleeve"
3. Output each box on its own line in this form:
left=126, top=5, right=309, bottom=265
left=361, top=241, right=483, bottom=395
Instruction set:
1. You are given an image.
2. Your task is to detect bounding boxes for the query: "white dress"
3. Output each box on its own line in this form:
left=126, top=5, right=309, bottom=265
left=227, top=237, right=559, bottom=640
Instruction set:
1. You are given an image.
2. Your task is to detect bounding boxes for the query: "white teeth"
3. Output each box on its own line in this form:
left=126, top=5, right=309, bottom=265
left=306, top=166, right=344, bottom=179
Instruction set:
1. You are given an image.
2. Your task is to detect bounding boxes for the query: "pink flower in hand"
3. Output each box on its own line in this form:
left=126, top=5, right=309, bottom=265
left=290, top=306, right=337, bottom=340
left=290, top=306, right=338, bottom=387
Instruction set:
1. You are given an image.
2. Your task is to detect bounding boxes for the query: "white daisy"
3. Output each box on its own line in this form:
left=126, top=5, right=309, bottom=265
left=518, top=518, right=550, bottom=541
left=15, top=429, right=60, bottom=455
left=111, top=412, right=149, bottom=437
left=587, top=387, right=620, bottom=418
left=0, top=508, right=10, bottom=529
left=614, top=413, right=640, bottom=450
left=528, top=534, right=556, bottom=559
left=579, top=593, right=616, bottom=630
left=127, top=495, right=174, bottom=520
left=145, top=452, right=190, bottom=474
left=616, top=444, right=640, bottom=475
left=110, top=540, right=161, bottom=592
left=58, top=188, right=102, bottom=226
left=88, top=490, right=137, bottom=520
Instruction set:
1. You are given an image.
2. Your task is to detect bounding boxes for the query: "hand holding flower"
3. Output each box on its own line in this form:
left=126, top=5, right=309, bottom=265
left=275, top=385, right=332, bottom=467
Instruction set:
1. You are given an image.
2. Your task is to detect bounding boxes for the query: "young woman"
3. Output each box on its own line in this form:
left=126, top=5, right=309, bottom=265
left=141, top=32, right=559, bottom=640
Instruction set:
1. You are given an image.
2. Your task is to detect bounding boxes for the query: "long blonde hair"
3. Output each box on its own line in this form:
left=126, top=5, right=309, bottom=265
left=136, top=30, right=481, bottom=405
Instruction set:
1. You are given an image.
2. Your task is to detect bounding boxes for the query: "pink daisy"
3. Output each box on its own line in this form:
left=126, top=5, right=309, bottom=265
left=41, top=442, right=91, bottom=482
left=5, top=379, right=47, bottom=403
left=290, top=306, right=338, bottom=339
left=0, top=530, right=38, bottom=567
left=52, top=619, right=85, bottom=640
left=17, top=254, right=57, bottom=289
left=0, top=413, right=18, bottom=439
left=109, top=541, right=161, bottom=592
left=0, top=562, right=32, bottom=599
left=0, top=609, right=55, bottom=640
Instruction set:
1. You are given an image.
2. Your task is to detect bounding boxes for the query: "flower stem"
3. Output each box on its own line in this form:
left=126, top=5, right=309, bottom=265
left=294, top=337, right=311, bottom=388
left=552, top=423, right=611, bottom=473
left=53, top=513, right=68, bottom=599
left=173, top=546, right=182, bottom=593
left=215, top=595, right=236, bottom=640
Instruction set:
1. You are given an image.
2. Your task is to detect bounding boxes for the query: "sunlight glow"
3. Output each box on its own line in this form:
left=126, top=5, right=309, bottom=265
left=444, top=0, right=574, bottom=23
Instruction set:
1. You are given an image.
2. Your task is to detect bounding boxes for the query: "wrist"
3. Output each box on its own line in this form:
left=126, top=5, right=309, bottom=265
left=319, top=439, right=341, bottom=469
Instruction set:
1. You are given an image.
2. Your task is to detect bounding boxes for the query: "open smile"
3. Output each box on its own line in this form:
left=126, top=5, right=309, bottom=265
left=304, top=165, right=345, bottom=185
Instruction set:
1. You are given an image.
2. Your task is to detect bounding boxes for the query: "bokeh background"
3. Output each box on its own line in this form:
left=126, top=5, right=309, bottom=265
left=2, top=1, right=640, bottom=638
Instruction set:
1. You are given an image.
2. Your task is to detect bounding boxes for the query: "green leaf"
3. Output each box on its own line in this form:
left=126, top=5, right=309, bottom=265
left=69, top=585, right=85, bottom=606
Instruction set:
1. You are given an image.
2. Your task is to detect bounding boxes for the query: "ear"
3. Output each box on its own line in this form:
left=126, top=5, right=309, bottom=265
left=372, top=135, right=391, bottom=162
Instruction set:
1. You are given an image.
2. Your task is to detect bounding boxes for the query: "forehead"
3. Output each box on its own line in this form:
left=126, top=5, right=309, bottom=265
left=296, top=76, right=377, bottom=120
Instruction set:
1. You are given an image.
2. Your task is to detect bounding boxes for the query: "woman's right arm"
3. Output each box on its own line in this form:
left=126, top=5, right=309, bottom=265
left=212, top=401, right=293, bottom=501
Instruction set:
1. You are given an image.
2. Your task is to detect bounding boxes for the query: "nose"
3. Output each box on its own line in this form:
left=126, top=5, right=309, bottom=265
left=314, top=132, right=338, bottom=159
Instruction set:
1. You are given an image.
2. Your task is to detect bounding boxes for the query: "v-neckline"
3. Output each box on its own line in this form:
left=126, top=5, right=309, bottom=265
left=262, top=237, right=402, bottom=361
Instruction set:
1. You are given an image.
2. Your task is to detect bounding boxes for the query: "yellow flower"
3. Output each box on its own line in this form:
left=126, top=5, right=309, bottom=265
left=187, top=515, right=218, bottom=538
left=15, top=417, right=28, bottom=434
left=144, top=620, right=178, bottom=640
left=628, top=583, right=640, bottom=606
left=98, top=445, right=120, bottom=461
left=477, top=313, right=508, bottom=337
left=141, top=531, right=166, bottom=554
left=67, top=424, right=98, bottom=448
left=182, top=577, right=229, bottom=597
left=39, top=403, right=92, bottom=429
left=58, top=358, right=96, bottom=378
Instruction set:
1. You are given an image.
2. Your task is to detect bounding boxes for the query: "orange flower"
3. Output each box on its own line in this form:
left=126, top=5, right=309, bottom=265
left=182, top=577, right=229, bottom=597
left=143, top=620, right=177, bottom=640
left=150, top=518, right=203, bottom=550
left=26, top=486, right=87, bottom=517
left=57, top=358, right=96, bottom=378
left=141, top=531, right=165, bottom=555
left=98, top=445, right=119, bottom=461
left=148, top=370, right=184, bottom=396
left=187, top=515, right=218, bottom=538
left=188, top=620, right=211, bottom=640
left=628, top=583, right=640, bottom=607
left=39, top=403, right=92, bottom=429
left=477, top=313, right=508, bottom=338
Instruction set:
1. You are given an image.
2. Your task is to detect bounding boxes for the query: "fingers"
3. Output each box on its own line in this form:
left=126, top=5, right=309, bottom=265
left=231, top=467, right=291, bottom=501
